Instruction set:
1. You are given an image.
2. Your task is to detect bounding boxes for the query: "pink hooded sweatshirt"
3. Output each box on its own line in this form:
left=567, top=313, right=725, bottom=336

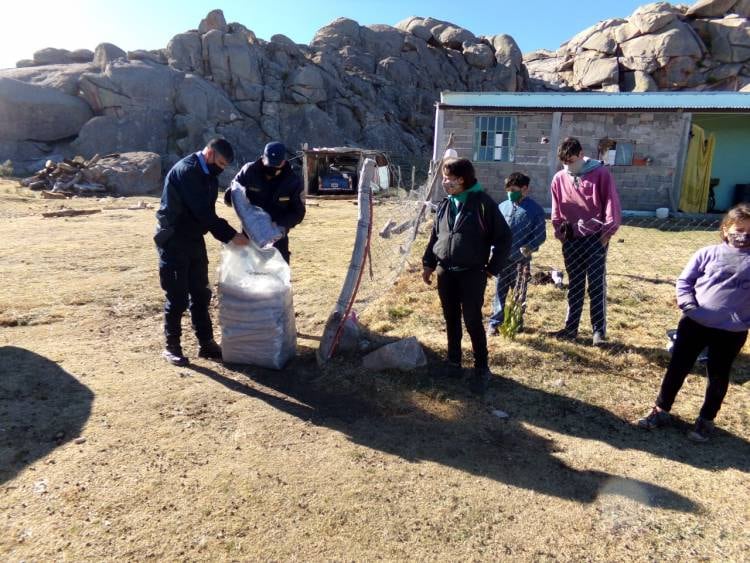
left=550, top=158, right=622, bottom=241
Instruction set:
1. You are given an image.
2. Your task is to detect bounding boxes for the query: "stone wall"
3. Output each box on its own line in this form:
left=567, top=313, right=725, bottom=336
left=439, top=108, right=686, bottom=210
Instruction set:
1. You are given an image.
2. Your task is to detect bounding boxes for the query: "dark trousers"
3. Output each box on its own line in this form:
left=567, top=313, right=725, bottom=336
left=656, top=316, right=747, bottom=421
left=436, top=268, right=488, bottom=369
left=158, top=238, right=213, bottom=346
left=274, top=236, right=290, bottom=264
left=489, top=259, right=529, bottom=329
left=562, top=235, right=608, bottom=335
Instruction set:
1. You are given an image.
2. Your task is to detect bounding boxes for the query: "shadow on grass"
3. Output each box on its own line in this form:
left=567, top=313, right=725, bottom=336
left=0, top=346, right=94, bottom=484
left=188, top=350, right=711, bottom=514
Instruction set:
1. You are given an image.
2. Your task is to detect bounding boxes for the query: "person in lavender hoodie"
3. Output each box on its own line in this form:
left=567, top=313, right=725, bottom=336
left=637, top=203, right=750, bottom=442
left=550, top=137, right=622, bottom=346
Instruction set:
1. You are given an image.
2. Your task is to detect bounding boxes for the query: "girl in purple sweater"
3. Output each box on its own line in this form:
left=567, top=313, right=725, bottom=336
left=638, top=203, right=750, bottom=442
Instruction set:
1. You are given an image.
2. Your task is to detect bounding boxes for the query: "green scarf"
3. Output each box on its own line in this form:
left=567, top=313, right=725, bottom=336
left=448, top=182, right=483, bottom=213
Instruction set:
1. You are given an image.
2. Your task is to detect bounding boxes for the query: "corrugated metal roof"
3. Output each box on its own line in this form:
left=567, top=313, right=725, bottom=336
left=439, top=91, right=750, bottom=111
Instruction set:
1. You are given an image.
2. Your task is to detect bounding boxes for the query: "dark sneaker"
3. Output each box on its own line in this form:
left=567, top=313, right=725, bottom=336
left=162, top=347, right=188, bottom=366
left=198, top=340, right=223, bottom=361
left=636, top=406, right=671, bottom=429
left=592, top=331, right=606, bottom=347
left=435, top=361, right=463, bottom=379
left=687, top=417, right=715, bottom=443
left=470, top=367, right=492, bottom=395
left=550, top=328, right=577, bottom=341
left=486, top=325, right=499, bottom=337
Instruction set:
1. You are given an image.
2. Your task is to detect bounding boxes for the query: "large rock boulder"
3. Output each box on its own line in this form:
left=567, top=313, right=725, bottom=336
left=32, top=48, right=75, bottom=66
left=685, top=0, right=738, bottom=17
left=0, top=77, right=92, bottom=142
left=70, top=111, right=171, bottom=157
left=699, top=15, right=750, bottom=62
left=91, top=152, right=162, bottom=195
left=166, top=32, right=203, bottom=73
left=0, top=63, right=96, bottom=96
left=93, top=43, right=127, bottom=69
left=630, top=3, right=679, bottom=34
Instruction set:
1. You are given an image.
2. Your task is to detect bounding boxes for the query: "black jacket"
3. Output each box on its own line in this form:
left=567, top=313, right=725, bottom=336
left=226, top=158, right=306, bottom=231
left=154, top=153, right=236, bottom=247
left=422, top=190, right=512, bottom=276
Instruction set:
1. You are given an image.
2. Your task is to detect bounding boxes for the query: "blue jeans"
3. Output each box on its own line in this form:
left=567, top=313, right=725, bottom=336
left=488, top=259, right=529, bottom=329
left=561, top=235, right=608, bottom=336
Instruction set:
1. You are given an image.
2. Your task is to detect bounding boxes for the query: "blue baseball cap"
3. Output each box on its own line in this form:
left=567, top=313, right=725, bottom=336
left=263, top=142, right=286, bottom=167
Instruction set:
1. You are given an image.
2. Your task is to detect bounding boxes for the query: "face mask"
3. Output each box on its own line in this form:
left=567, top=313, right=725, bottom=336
left=727, top=232, right=750, bottom=248
left=564, top=159, right=584, bottom=175
left=507, top=190, right=522, bottom=203
left=208, top=163, right=224, bottom=177
left=443, top=178, right=461, bottom=195
left=263, top=165, right=283, bottom=177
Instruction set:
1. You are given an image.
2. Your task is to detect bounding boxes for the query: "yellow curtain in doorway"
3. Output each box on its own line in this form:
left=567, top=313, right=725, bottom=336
left=679, top=124, right=716, bottom=213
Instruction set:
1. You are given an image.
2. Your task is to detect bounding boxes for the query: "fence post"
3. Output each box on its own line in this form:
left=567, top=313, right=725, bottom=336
left=411, top=166, right=416, bottom=190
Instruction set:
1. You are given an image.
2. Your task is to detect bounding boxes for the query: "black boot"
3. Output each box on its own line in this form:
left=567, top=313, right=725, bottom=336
left=162, top=341, right=188, bottom=366
left=470, top=366, right=491, bottom=396
left=198, top=340, right=223, bottom=361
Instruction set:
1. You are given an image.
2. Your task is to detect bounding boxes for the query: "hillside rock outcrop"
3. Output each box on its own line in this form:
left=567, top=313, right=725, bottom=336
left=1, top=0, right=749, bottom=177
left=525, top=0, right=750, bottom=91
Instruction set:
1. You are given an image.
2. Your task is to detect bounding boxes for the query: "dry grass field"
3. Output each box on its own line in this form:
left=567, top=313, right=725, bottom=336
left=1, top=177, right=748, bottom=561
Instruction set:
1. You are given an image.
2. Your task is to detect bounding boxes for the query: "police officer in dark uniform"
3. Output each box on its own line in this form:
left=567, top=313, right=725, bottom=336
left=226, top=142, right=306, bottom=263
left=154, top=138, right=248, bottom=366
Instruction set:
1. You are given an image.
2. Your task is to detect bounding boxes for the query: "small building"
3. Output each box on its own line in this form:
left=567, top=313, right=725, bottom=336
left=301, top=147, right=391, bottom=197
left=433, top=92, right=750, bottom=212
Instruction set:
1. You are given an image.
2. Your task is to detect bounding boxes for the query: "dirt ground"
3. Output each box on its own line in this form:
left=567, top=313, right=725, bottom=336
left=1, top=179, right=748, bottom=561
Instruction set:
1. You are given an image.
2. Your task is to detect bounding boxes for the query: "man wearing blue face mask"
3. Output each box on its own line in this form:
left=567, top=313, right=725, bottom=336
left=155, top=138, right=249, bottom=366
left=487, top=172, right=546, bottom=335
left=225, top=141, right=306, bottom=264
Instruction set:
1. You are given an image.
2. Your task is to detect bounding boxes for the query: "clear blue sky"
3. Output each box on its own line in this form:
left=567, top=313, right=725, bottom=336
left=2, top=0, right=650, bottom=70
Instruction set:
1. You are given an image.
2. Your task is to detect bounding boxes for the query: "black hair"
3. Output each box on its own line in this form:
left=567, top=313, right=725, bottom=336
left=505, top=172, right=530, bottom=189
left=557, top=137, right=583, bottom=162
left=442, top=157, right=477, bottom=188
left=720, top=202, right=750, bottom=242
left=206, top=137, right=234, bottom=163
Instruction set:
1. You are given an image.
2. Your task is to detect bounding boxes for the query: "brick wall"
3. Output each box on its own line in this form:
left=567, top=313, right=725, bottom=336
left=439, top=109, right=685, bottom=211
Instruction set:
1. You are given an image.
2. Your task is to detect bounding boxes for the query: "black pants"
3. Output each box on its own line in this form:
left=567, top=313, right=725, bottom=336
left=562, top=235, right=608, bottom=335
left=274, top=236, right=290, bottom=264
left=158, top=238, right=213, bottom=346
left=436, top=267, right=488, bottom=369
left=656, top=316, right=747, bottom=421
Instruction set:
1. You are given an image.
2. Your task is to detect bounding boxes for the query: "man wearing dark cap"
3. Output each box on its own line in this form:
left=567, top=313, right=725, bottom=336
left=155, top=138, right=248, bottom=366
left=226, top=141, right=306, bottom=263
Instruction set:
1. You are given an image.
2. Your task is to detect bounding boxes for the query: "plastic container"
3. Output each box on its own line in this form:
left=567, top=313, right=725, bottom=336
left=655, top=207, right=669, bottom=219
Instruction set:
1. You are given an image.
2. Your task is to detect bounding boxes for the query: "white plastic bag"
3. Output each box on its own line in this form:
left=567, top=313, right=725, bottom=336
left=218, top=242, right=296, bottom=369
left=229, top=180, right=285, bottom=247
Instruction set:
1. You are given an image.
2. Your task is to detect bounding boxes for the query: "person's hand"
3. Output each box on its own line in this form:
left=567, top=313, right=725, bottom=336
left=519, top=246, right=531, bottom=258
left=231, top=233, right=249, bottom=246
left=422, top=267, right=434, bottom=285
left=600, top=233, right=612, bottom=246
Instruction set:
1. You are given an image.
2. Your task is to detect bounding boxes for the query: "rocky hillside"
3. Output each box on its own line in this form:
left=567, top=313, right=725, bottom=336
left=525, top=0, right=750, bottom=91
left=0, top=10, right=526, bottom=175
left=1, top=0, right=749, bottom=176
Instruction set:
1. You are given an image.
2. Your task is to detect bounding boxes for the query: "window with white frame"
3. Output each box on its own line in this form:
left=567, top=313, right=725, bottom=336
left=473, top=115, right=516, bottom=162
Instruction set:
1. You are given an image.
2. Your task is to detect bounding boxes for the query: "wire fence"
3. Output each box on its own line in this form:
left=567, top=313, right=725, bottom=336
left=342, top=166, right=733, bottom=360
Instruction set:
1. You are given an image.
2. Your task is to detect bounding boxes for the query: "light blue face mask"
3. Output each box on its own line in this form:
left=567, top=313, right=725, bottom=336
left=507, top=190, right=522, bottom=203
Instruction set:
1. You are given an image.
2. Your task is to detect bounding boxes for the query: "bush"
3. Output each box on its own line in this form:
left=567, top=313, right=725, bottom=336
left=0, top=160, right=13, bottom=177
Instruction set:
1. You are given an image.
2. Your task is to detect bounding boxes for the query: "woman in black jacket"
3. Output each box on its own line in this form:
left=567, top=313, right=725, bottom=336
left=422, top=158, right=512, bottom=394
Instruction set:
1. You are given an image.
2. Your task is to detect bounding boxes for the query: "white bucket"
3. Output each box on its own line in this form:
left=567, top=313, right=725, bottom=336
left=655, top=207, right=669, bottom=219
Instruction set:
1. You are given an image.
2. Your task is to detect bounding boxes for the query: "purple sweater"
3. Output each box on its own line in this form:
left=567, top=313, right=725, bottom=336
left=677, top=243, right=750, bottom=332
left=550, top=160, right=622, bottom=240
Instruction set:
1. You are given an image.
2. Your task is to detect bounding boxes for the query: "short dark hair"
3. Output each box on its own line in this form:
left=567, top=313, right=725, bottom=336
left=557, top=137, right=583, bottom=162
left=720, top=202, right=750, bottom=242
left=505, top=172, right=530, bottom=189
left=442, top=157, right=477, bottom=188
left=206, top=137, right=234, bottom=163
